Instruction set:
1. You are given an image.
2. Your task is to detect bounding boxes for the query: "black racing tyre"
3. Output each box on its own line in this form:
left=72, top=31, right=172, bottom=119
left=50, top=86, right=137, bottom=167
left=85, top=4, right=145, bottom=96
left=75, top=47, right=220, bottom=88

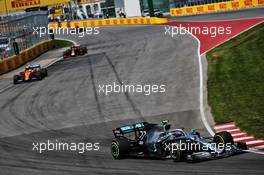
left=213, top=131, right=234, bottom=144
left=36, top=71, right=43, bottom=80
left=84, top=48, right=87, bottom=54
left=111, top=138, right=130, bottom=159
left=13, top=75, right=19, bottom=84
left=170, top=143, right=184, bottom=162
left=42, top=68, right=48, bottom=77
left=45, top=68, right=48, bottom=77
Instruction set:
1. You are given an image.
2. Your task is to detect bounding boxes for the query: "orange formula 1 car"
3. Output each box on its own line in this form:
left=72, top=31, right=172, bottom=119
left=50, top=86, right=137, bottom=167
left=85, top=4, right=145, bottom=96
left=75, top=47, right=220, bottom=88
left=63, top=45, right=87, bottom=59
left=13, top=64, right=48, bottom=84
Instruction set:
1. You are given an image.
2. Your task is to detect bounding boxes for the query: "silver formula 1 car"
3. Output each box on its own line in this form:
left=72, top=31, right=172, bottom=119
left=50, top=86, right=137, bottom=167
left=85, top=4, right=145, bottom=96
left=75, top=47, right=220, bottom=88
left=111, top=121, right=247, bottom=162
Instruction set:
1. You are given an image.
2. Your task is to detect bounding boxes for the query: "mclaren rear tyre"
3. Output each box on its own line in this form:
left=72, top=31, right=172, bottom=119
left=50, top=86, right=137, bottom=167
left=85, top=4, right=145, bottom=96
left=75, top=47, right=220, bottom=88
left=80, top=51, right=84, bottom=56
left=111, top=138, right=130, bottom=159
left=36, top=71, right=43, bottom=80
left=84, top=48, right=88, bottom=54
left=213, top=131, right=234, bottom=145
left=13, top=75, right=20, bottom=85
left=42, top=68, right=48, bottom=77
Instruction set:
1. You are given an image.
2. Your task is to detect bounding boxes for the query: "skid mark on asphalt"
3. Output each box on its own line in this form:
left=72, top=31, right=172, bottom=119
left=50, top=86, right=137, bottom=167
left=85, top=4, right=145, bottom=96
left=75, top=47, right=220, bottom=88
left=104, top=53, right=144, bottom=119
left=0, top=60, right=91, bottom=138
left=0, top=82, right=34, bottom=109
left=0, top=84, right=15, bottom=94
left=88, top=55, right=106, bottom=121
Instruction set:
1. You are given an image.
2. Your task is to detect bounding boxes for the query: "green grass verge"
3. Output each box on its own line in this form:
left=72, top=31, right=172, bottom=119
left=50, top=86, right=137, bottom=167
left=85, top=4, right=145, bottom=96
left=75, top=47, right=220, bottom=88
left=207, top=22, right=264, bottom=138
left=50, top=39, right=74, bottom=50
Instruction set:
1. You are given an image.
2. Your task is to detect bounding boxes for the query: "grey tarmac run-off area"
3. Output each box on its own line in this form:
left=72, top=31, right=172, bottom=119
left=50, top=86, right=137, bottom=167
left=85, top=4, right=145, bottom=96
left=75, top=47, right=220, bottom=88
left=0, top=8, right=264, bottom=175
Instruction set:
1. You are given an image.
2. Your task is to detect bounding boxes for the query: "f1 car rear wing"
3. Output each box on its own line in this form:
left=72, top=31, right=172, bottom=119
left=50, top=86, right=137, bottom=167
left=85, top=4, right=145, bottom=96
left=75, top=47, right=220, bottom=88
left=113, top=122, right=149, bottom=137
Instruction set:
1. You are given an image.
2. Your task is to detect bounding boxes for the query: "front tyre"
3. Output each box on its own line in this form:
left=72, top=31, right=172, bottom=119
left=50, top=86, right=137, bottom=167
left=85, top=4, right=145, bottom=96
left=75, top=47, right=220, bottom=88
left=213, top=131, right=234, bottom=144
left=111, top=138, right=130, bottom=159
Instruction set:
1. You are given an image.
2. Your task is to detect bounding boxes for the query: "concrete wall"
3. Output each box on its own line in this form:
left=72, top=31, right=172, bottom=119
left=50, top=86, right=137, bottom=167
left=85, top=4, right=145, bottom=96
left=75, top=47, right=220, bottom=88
left=0, top=41, right=51, bottom=75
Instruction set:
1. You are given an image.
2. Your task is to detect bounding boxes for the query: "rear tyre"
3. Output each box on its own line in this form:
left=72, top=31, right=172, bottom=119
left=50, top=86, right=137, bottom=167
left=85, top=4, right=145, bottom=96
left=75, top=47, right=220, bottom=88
left=213, top=131, right=234, bottom=144
left=36, top=71, right=43, bottom=80
left=84, top=48, right=87, bottom=54
left=170, top=143, right=184, bottom=162
left=111, top=138, right=130, bottom=159
left=13, top=75, right=19, bottom=84
left=42, top=68, right=48, bottom=77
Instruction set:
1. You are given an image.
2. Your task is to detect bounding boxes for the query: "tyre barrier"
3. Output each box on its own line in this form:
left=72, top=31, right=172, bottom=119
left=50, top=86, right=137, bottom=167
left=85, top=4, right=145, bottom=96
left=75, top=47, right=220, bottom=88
left=0, top=41, right=51, bottom=75
left=170, top=0, right=264, bottom=16
left=48, top=17, right=169, bottom=28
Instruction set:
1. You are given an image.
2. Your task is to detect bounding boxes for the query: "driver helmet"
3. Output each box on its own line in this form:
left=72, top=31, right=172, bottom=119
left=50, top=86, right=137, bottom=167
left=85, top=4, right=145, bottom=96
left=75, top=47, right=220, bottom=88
left=161, top=120, right=171, bottom=131
left=25, top=63, right=31, bottom=70
left=161, top=120, right=169, bottom=125
left=191, top=128, right=200, bottom=137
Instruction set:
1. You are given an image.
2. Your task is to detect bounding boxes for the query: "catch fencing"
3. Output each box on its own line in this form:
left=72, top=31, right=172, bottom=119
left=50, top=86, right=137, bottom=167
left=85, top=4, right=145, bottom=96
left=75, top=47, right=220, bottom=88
left=0, top=11, right=49, bottom=60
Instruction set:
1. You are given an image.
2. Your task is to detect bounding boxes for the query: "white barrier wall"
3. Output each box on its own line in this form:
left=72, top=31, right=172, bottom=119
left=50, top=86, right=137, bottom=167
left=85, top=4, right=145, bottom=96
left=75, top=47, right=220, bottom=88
left=115, top=0, right=141, bottom=17
left=115, top=0, right=125, bottom=17
left=124, top=0, right=141, bottom=17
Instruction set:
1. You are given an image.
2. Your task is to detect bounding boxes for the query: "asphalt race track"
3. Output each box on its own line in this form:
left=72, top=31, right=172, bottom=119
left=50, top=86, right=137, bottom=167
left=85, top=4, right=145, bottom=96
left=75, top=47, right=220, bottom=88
left=0, top=9, right=264, bottom=175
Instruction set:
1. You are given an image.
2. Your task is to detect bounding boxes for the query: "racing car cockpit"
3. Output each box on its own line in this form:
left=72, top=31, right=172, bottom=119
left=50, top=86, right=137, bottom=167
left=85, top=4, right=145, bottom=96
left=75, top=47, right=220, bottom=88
left=145, top=125, right=164, bottom=144
left=187, top=129, right=202, bottom=141
left=25, top=64, right=41, bottom=71
left=168, top=129, right=187, bottom=140
left=143, top=122, right=187, bottom=153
